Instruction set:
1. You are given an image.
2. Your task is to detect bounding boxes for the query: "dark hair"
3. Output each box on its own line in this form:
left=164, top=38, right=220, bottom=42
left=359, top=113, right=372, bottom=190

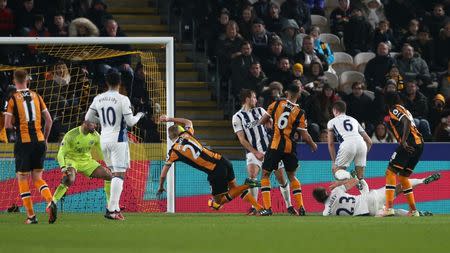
left=105, top=68, right=121, bottom=87
left=239, top=88, right=255, bottom=104
left=332, top=100, right=347, bottom=113
left=285, top=84, right=300, bottom=94
left=13, top=69, right=28, bottom=83
left=34, top=14, right=45, bottom=23
left=302, top=35, right=313, bottom=42
left=241, top=40, right=252, bottom=48
left=351, top=81, right=364, bottom=89
left=312, top=187, right=328, bottom=203
left=384, top=91, right=402, bottom=109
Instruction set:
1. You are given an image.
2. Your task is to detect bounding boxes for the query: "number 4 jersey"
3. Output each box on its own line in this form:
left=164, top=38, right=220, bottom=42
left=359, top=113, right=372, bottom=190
left=323, top=185, right=370, bottom=216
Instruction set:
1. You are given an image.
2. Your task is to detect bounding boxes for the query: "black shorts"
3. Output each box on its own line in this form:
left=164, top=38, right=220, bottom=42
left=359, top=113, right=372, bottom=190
left=208, top=157, right=235, bottom=196
left=389, top=144, right=423, bottom=177
left=262, top=149, right=298, bottom=172
left=14, top=142, right=46, bottom=173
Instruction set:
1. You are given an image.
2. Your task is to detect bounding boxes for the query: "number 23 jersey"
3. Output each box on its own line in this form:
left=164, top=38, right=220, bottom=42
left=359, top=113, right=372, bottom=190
left=323, top=185, right=369, bottom=216
left=88, top=90, right=131, bottom=143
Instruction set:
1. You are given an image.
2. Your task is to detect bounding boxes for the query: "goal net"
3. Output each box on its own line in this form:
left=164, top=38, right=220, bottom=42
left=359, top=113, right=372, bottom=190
left=0, top=37, right=174, bottom=214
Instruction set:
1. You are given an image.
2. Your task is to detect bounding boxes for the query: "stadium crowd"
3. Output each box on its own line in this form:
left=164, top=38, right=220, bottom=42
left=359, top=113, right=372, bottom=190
left=174, top=0, right=450, bottom=142
left=0, top=0, right=160, bottom=143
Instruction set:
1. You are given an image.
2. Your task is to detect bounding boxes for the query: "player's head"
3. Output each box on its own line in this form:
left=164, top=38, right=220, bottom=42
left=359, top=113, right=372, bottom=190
left=13, top=69, right=29, bottom=87
left=168, top=124, right=181, bottom=141
left=82, top=120, right=97, bottom=133
left=384, top=91, right=402, bottom=110
left=312, top=187, right=329, bottom=204
left=285, top=84, right=300, bottom=100
left=332, top=100, right=347, bottom=116
left=105, top=68, right=121, bottom=89
left=239, top=89, right=257, bottom=108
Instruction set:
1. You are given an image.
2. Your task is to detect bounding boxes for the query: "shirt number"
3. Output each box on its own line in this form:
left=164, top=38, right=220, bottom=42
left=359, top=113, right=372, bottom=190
left=277, top=112, right=290, bottom=129
left=101, top=107, right=116, bottom=126
left=343, top=119, right=353, bottom=131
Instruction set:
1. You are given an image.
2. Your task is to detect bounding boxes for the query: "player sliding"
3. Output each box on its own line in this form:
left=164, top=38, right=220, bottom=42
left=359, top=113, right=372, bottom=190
left=53, top=121, right=113, bottom=208
left=232, top=89, right=296, bottom=215
left=158, top=115, right=269, bottom=215
left=312, top=173, right=440, bottom=216
left=327, top=101, right=372, bottom=188
left=258, top=84, right=317, bottom=215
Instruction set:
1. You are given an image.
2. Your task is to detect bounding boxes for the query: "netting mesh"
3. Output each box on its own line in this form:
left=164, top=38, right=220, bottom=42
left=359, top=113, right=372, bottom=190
left=0, top=44, right=167, bottom=213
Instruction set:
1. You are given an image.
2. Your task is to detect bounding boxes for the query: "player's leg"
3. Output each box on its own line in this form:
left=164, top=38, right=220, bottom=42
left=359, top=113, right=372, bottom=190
left=106, top=142, right=129, bottom=220
left=284, top=153, right=305, bottom=216
left=53, top=167, right=76, bottom=203
left=261, top=150, right=279, bottom=211
left=333, top=142, right=353, bottom=180
left=398, top=145, right=424, bottom=216
left=246, top=153, right=260, bottom=214
left=273, top=166, right=295, bottom=214
left=90, top=165, right=113, bottom=203
left=14, top=143, right=36, bottom=223
left=354, top=141, right=369, bottom=192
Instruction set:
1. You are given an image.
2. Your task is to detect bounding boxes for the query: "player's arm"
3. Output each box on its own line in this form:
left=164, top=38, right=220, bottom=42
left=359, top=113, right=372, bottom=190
left=122, top=97, right=145, bottom=127
left=299, top=129, right=317, bottom=152
left=236, top=131, right=264, bottom=160
left=57, top=131, right=74, bottom=170
left=85, top=98, right=98, bottom=123
left=358, top=123, right=372, bottom=152
left=4, top=97, right=13, bottom=130
left=160, top=115, right=193, bottom=129
left=42, top=109, right=53, bottom=142
left=92, top=133, right=104, bottom=160
left=329, top=178, right=359, bottom=191
left=327, top=129, right=336, bottom=163
left=400, top=116, right=414, bottom=153
left=157, top=164, right=171, bottom=194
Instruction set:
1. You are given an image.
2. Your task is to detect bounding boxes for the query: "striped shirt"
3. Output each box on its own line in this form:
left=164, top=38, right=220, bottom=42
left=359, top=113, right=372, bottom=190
left=232, top=107, right=270, bottom=152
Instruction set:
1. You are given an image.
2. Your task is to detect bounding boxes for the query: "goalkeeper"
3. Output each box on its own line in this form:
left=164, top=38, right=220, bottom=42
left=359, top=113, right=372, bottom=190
left=53, top=121, right=112, bottom=205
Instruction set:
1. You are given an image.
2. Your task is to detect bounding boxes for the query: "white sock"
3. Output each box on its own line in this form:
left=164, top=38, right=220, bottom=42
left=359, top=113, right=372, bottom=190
left=394, top=209, right=409, bottom=216
left=359, top=179, right=369, bottom=193
left=280, top=183, right=292, bottom=207
left=108, top=177, right=124, bottom=212
left=334, top=170, right=351, bottom=180
left=410, top=178, right=423, bottom=188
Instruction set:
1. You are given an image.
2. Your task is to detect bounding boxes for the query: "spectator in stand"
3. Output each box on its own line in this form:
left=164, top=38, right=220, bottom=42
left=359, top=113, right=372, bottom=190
left=433, top=112, right=450, bottom=141
left=396, top=44, right=432, bottom=91
left=373, top=20, right=397, bottom=52
left=410, top=27, right=435, bottom=71
left=0, top=0, right=15, bottom=36
left=99, top=19, right=134, bottom=94
left=344, top=81, right=374, bottom=134
left=371, top=122, right=396, bottom=143
left=385, top=65, right=405, bottom=91
left=87, top=0, right=112, bottom=32
left=402, top=80, right=432, bottom=140
left=280, top=0, right=311, bottom=33
left=230, top=41, right=258, bottom=94
left=362, top=0, right=386, bottom=29
left=49, top=13, right=68, bottom=37
left=245, top=61, right=269, bottom=94
left=429, top=94, right=449, bottom=133
left=399, top=19, right=420, bottom=47
left=219, top=0, right=252, bottom=21
left=72, top=0, right=90, bottom=18
left=68, top=17, right=99, bottom=37
left=384, top=0, right=418, bottom=32
left=330, top=0, right=352, bottom=37
left=292, top=62, right=308, bottom=85
left=258, top=81, right=283, bottom=108
left=434, top=22, right=450, bottom=72
left=250, top=18, right=274, bottom=58
left=269, top=56, right=296, bottom=87
left=253, top=0, right=271, bottom=21
left=279, top=19, right=303, bottom=57
left=206, top=9, right=230, bottom=58
left=372, top=79, right=397, bottom=123
left=303, top=60, right=325, bottom=92
left=305, top=0, right=325, bottom=16
left=15, top=0, right=36, bottom=35
left=424, top=4, right=450, bottom=40
left=344, top=7, right=374, bottom=56
left=27, top=14, right=49, bottom=37
left=238, top=6, right=255, bottom=40
left=260, top=35, right=286, bottom=77
left=264, top=2, right=285, bottom=35
left=215, top=21, right=244, bottom=77
left=294, top=35, right=329, bottom=71
left=309, top=26, right=334, bottom=65
left=438, top=61, right=450, bottom=99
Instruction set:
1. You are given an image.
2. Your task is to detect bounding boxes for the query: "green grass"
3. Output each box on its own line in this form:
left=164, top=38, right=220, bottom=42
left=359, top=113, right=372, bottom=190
left=1, top=213, right=450, bottom=253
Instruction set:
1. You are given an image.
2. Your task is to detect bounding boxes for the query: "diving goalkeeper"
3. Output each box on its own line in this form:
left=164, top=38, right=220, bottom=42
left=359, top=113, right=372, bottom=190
left=53, top=121, right=112, bottom=205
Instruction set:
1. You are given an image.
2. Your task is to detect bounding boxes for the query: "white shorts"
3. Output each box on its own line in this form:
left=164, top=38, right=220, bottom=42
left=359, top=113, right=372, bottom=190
left=101, top=142, right=130, bottom=172
left=246, top=152, right=284, bottom=169
left=366, top=188, right=386, bottom=216
left=335, top=139, right=367, bottom=168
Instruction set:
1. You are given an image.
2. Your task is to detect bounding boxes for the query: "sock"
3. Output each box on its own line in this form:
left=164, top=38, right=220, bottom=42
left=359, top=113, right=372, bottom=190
left=399, top=175, right=416, bottom=211
left=334, top=170, right=351, bottom=180
left=279, top=183, right=292, bottom=207
left=409, top=178, right=423, bottom=188
left=249, top=177, right=258, bottom=207
left=53, top=184, right=69, bottom=203
left=261, top=177, right=271, bottom=209
left=34, top=178, right=53, bottom=203
left=359, top=179, right=369, bottom=193
left=18, top=178, right=35, bottom=218
left=394, top=209, right=410, bottom=216
left=104, top=180, right=111, bottom=204
left=224, top=184, right=250, bottom=202
left=385, top=169, right=396, bottom=209
left=290, top=178, right=304, bottom=209
left=108, top=177, right=124, bottom=212
left=240, top=190, right=263, bottom=210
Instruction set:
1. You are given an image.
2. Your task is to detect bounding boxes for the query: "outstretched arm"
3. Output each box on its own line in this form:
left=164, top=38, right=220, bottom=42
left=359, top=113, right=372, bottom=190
left=327, top=129, right=336, bottom=163
left=157, top=164, right=171, bottom=194
left=329, top=178, right=359, bottom=191
left=258, top=113, right=271, bottom=126
left=160, top=115, right=193, bottom=129
left=360, top=131, right=372, bottom=152
left=300, top=129, right=317, bottom=152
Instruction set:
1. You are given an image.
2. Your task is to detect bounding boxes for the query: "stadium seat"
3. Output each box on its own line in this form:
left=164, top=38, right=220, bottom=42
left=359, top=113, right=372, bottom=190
left=319, top=33, right=343, bottom=52
left=330, top=52, right=354, bottom=76
left=354, top=52, right=376, bottom=73
left=311, top=15, right=329, bottom=33
left=324, top=71, right=339, bottom=89
left=325, top=0, right=340, bottom=18
left=389, top=51, right=400, bottom=59
left=339, top=70, right=365, bottom=94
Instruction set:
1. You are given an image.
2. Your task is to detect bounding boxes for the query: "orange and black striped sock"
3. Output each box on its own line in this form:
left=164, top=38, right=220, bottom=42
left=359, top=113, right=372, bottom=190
left=385, top=169, right=396, bottom=209
left=18, top=178, right=35, bottom=218
left=240, top=190, right=263, bottom=210
left=290, top=178, right=304, bottom=209
left=34, top=178, right=53, bottom=203
left=261, top=177, right=271, bottom=209
left=399, top=175, right=416, bottom=211
left=223, top=185, right=250, bottom=203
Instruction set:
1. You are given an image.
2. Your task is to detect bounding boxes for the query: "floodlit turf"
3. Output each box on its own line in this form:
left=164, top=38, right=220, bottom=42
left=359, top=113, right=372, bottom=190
left=1, top=213, right=450, bottom=253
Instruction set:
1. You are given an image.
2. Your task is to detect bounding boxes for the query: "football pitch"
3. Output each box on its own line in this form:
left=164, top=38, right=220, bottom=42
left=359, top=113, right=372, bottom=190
left=1, top=213, right=450, bottom=253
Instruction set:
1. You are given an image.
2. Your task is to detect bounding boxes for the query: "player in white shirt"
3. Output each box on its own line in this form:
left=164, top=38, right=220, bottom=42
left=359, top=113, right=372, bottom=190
left=232, top=89, right=296, bottom=215
left=327, top=101, right=372, bottom=187
left=312, top=173, right=440, bottom=216
left=85, top=69, right=145, bottom=220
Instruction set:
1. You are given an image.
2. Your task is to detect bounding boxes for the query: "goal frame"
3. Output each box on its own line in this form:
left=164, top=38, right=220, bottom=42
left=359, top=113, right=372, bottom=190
left=0, top=37, right=176, bottom=213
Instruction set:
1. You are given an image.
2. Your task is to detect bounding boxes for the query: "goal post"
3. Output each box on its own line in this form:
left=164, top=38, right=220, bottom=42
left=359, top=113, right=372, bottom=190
left=0, top=37, right=175, bottom=213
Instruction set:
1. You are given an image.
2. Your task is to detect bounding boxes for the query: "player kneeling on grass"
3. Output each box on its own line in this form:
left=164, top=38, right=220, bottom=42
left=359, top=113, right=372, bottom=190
left=312, top=173, right=440, bottom=216
left=158, top=115, right=269, bottom=215
left=53, top=121, right=113, bottom=208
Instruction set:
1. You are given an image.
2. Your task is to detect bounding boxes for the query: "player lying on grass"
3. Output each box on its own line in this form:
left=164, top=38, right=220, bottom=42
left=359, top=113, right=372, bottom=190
left=158, top=115, right=270, bottom=215
left=312, top=173, right=440, bottom=216
left=54, top=121, right=112, bottom=208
